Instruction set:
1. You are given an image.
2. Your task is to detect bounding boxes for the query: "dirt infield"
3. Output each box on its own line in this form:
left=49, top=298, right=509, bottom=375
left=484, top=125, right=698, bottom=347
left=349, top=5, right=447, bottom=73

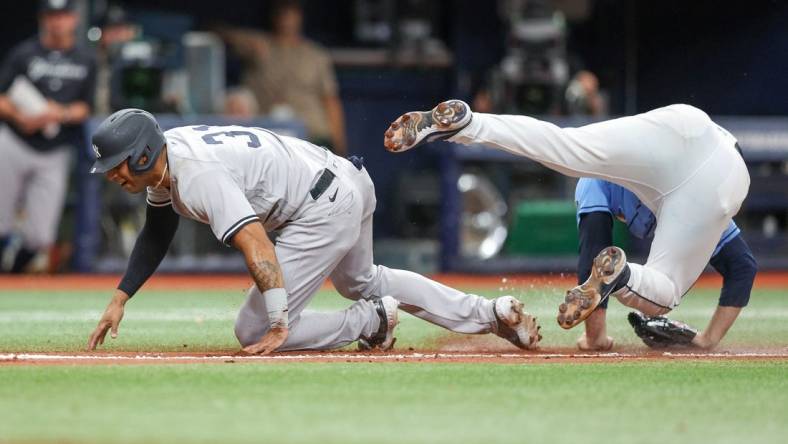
left=3, top=326, right=786, bottom=367
left=2, top=348, right=787, bottom=366
left=2, top=271, right=788, bottom=292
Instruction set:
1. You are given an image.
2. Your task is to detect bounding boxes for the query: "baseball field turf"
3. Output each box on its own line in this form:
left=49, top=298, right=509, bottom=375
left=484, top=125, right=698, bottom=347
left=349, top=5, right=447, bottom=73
left=1, top=274, right=786, bottom=444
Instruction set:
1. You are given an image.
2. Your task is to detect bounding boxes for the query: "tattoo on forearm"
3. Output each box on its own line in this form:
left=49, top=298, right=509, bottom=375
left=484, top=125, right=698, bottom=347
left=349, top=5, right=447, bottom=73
left=250, top=259, right=284, bottom=291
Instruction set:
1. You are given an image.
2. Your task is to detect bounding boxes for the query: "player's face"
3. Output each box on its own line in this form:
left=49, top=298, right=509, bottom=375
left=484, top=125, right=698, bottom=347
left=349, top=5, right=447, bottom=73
left=274, top=8, right=303, bottom=38
left=40, top=12, right=79, bottom=40
left=104, top=159, right=148, bottom=194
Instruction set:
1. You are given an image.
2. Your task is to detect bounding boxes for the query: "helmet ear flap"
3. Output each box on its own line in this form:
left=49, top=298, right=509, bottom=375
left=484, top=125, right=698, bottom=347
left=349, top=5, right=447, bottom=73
left=129, top=144, right=157, bottom=174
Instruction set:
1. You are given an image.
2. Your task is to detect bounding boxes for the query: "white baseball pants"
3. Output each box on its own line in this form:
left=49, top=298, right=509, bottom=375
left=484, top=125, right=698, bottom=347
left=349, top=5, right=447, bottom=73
left=449, top=104, right=750, bottom=315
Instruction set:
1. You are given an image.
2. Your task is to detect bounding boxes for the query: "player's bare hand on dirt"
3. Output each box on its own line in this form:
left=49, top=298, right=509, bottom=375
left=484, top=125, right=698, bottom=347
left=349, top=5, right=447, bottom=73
left=87, top=291, right=129, bottom=350
left=241, top=327, right=289, bottom=355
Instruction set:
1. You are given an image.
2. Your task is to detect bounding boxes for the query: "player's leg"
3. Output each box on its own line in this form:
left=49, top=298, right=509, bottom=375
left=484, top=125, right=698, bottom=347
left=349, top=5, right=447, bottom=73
left=16, top=147, right=71, bottom=272
left=234, top=285, right=389, bottom=351
left=234, top=184, right=389, bottom=351
left=576, top=213, right=615, bottom=350
left=330, top=210, right=497, bottom=333
left=385, top=101, right=720, bottom=206
left=0, top=127, right=34, bottom=271
left=329, top=163, right=539, bottom=348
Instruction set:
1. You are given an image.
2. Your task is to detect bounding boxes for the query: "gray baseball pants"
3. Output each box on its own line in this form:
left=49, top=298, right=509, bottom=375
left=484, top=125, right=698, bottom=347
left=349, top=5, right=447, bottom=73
left=0, top=125, right=70, bottom=251
left=234, top=156, right=498, bottom=350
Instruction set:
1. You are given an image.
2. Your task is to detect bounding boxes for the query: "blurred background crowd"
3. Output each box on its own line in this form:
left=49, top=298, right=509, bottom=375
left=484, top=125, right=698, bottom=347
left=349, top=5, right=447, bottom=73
left=1, top=0, right=787, bottom=275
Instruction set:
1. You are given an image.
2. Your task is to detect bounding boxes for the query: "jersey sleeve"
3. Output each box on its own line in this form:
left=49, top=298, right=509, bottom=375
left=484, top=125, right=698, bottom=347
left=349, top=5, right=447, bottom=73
left=712, top=220, right=741, bottom=257
left=575, top=178, right=613, bottom=223
left=181, top=171, right=260, bottom=245
left=146, top=186, right=172, bottom=207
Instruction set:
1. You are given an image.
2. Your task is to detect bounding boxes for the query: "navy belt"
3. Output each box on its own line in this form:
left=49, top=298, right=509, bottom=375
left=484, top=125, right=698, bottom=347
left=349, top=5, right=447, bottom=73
left=310, top=169, right=336, bottom=200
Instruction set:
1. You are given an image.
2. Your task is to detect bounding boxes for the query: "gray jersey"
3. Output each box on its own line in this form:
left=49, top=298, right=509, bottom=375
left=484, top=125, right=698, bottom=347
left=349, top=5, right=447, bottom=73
left=147, top=125, right=332, bottom=243
left=142, top=125, right=500, bottom=352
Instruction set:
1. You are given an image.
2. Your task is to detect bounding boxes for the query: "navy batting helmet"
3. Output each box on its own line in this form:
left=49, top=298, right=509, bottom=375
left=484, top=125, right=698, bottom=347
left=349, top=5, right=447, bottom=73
left=90, top=109, right=166, bottom=174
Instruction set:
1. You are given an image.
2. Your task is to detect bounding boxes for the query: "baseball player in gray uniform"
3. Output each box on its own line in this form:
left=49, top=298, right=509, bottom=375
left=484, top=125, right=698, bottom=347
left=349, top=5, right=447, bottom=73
left=86, top=109, right=541, bottom=353
left=384, top=100, right=750, bottom=342
left=0, top=0, right=96, bottom=272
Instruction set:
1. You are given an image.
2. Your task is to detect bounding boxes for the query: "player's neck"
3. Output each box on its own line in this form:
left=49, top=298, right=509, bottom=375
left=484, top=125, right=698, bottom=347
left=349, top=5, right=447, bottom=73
left=274, top=33, right=302, bottom=47
left=40, top=33, right=75, bottom=51
left=150, top=151, right=171, bottom=190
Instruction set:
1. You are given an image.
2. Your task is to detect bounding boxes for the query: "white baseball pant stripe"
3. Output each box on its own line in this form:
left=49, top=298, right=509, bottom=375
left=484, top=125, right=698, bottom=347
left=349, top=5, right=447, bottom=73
left=234, top=156, right=497, bottom=350
left=0, top=125, right=71, bottom=250
left=449, top=104, right=750, bottom=314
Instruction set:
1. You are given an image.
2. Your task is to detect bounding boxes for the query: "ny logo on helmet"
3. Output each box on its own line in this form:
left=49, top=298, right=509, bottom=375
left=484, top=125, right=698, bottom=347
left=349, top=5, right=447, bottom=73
left=92, top=144, right=101, bottom=158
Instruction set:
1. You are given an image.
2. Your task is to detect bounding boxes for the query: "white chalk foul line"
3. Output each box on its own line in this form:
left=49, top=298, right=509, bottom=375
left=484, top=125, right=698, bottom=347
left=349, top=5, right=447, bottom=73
left=1, top=351, right=787, bottom=362
left=3, top=307, right=788, bottom=323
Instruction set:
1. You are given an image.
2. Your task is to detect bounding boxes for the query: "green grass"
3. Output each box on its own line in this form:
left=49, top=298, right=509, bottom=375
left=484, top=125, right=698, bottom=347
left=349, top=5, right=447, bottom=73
left=0, top=287, right=786, bottom=352
left=0, top=361, right=786, bottom=444
left=1, top=285, right=787, bottom=444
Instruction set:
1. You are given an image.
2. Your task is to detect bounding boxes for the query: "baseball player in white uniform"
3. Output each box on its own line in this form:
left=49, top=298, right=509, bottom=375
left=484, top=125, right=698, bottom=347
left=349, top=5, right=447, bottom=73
left=384, top=100, right=750, bottom=341
left=86, top=109, right=540, bottom=353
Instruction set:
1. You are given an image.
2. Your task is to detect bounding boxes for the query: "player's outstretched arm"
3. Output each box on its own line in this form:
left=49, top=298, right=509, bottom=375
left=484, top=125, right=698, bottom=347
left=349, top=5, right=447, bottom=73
left=86, top=204, right=180, bottom=350
left=697, top=235, right=758, bottom=349
left=231, top=222, right=289, bottom=355
left=692, top=306, right=743, bottom=349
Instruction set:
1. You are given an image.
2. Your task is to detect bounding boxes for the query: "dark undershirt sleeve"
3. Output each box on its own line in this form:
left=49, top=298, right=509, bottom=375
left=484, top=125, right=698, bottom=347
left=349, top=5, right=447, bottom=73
left=117, top=204, right=180, bottom=297
left=578, top=212, right=614, bottom=309
left=708, top=235, right=758, bottom=308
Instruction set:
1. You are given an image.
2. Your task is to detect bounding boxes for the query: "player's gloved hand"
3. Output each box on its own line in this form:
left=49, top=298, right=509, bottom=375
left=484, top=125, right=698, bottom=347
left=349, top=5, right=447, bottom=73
left=87, top=291, right=129, bottom=350
left=627, top=311, right=698, bottom=349
left=241, top=326, right=289, bottom=355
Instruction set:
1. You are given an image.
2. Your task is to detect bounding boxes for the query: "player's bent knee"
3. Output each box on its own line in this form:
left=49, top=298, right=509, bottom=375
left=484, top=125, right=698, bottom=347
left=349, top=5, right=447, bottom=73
left=331, top=266, right=381, bottom=301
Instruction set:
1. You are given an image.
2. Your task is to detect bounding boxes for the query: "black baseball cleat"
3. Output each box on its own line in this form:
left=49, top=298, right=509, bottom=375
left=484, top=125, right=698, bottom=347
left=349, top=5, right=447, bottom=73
left=493, top=296, right=541, bottom=350
left=383, top=100, right=472, bottom=152
left=358, top=296, right=399, bottom=351
left=558, top=246, right=630, bottom=330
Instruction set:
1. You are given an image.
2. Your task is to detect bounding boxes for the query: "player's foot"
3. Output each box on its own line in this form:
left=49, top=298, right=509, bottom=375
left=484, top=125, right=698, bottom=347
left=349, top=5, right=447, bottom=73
left=576, top=332, right=615, bottom=351
left=358, top=296, right=399, bottom=351
left=384, top=99, right=472, bottom=152
left=558, top=246, right=629, bottom=330
left=493, top=296, right=541, bottom=350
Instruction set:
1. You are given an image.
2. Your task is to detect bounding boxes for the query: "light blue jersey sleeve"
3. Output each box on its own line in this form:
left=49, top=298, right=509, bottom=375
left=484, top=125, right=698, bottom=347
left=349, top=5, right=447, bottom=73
left=575, top=178, right=613, bottom=225
left=713, top=220, right=741, bottom=257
